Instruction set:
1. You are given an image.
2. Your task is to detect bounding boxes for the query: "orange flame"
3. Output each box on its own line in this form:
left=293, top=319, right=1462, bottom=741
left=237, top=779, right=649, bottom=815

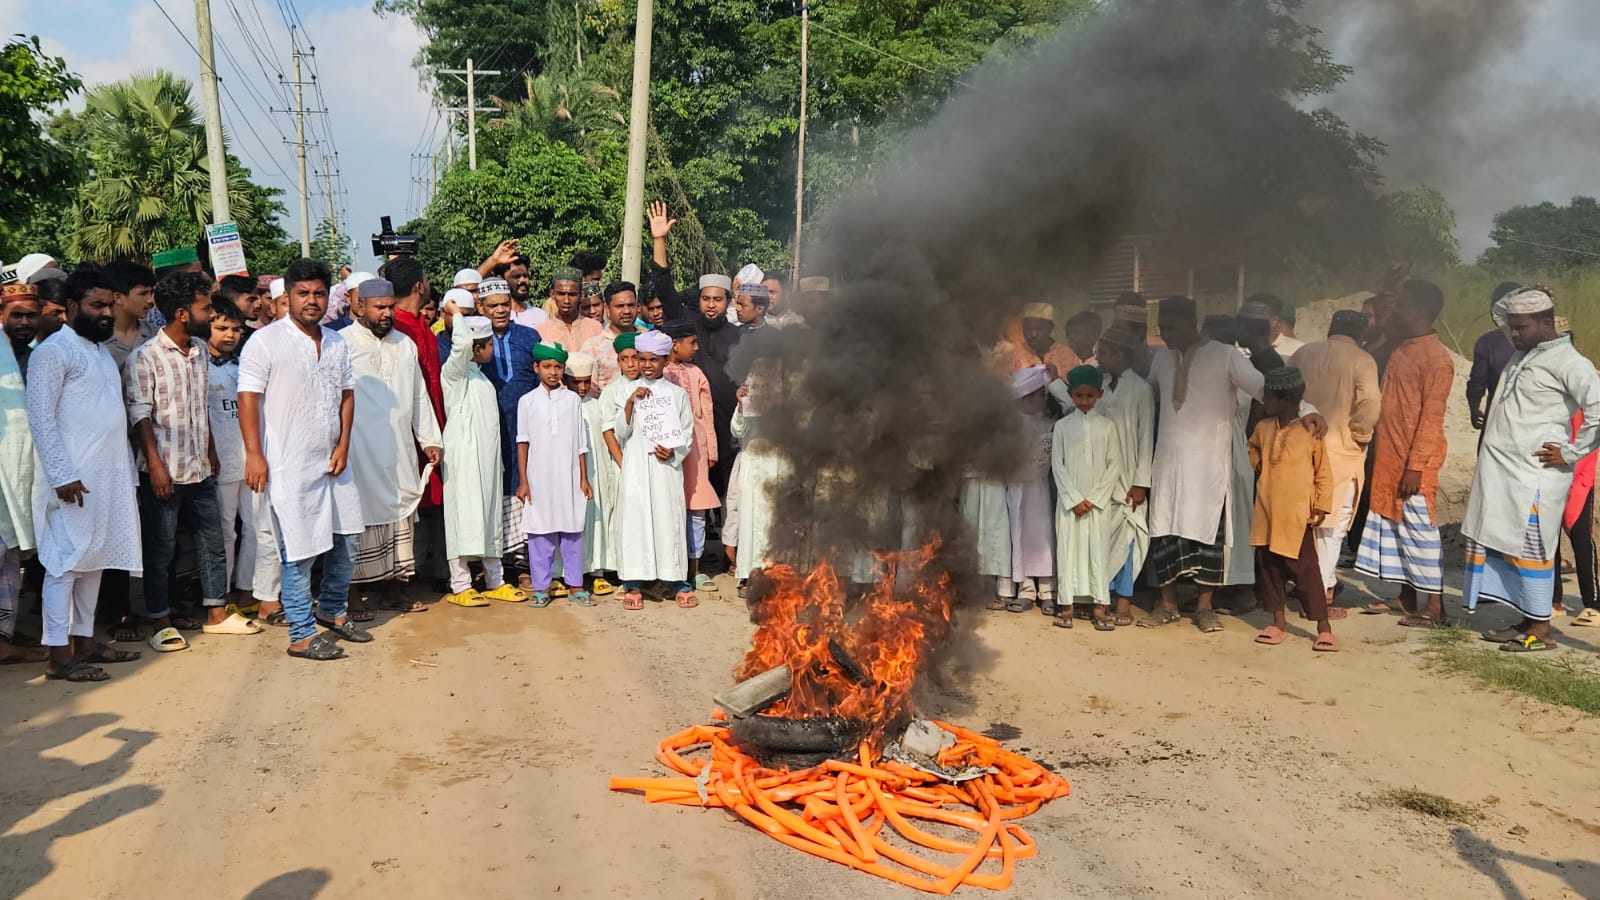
left=737, top=539, right=953, bottom=734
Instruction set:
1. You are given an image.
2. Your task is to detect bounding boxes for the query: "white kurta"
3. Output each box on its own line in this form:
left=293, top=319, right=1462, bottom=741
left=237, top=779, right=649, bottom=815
left=237, top=318, right=363, bottom=563
left=581, top=396, right=614, bottom=571
left=1463, top=334, right=1600, bottom=558
left=0, top=338, right=36, bottom=552
left=25, top=329, right=142, bottom=575
left=1006, top=412, right=1055, bottom=579
left=728, top=406, right=791, bottom=581
left=1221, top=389, right=1257, bottom=586
left=516, top=384, right=588, bottom=535
left=1148, top=340, right=1263, bottom=544
left=440, top=324, right=502, bottom=559
left=1052, top=408, right=1123, bottom=604
left=597, top=376, right=634, bottom=564
left=1099, top=370, right=1154, bottom=577
left=961, top=478, right=1010, bottom=579
left=341, top=324, right=442, bottom=527
left=615, top=376, right=693, bottom=581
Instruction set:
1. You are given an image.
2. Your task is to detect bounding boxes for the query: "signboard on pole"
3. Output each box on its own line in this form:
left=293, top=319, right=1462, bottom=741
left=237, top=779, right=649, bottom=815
left=206, top=222, right=248, bottom=276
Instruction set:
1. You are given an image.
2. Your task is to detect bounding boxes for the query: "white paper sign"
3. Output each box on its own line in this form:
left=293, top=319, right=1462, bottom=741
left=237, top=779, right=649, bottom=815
left=636, top=393, right=686, bottom=450
left=206, top=222, right=248, bottom=276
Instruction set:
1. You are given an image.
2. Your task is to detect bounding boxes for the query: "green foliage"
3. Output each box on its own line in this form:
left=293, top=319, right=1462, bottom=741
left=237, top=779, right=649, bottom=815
left=1480, top=196, right=1600, bottom=273
left=373, top=0, right=552, bottom=104
left=0, top=37, right=82, bottom=260
left=1380, top=186, right=1461, bottom=271
left=309, top=218, right=354, bottom=271
left=1422, top=627, right=1600, bottom=717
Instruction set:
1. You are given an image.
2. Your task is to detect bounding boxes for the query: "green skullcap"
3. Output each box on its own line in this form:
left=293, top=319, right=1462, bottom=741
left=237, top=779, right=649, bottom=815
left=1264, top=366, right=1304, bottom=393
left=551, top=267, right=583, bottom=287
left=613, top=331, right=637, bottom=353
left=152, top=246, right=199, bottom=268
left=1066, top=365, right=1103, bottom=391
left=533, top=341, right=569, bottom=364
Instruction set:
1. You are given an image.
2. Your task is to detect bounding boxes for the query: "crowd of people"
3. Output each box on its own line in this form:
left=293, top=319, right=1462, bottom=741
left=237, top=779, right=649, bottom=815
left=2, top=201, right=1597, bottom=681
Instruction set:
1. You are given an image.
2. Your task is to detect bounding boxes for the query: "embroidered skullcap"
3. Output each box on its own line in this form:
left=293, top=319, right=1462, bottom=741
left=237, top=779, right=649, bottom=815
left=452, top=268, right=481, bottom=287
left=532, top=341, right=569, bottom=364
left=1499, top=288, right=1554, bottom=316
left=444, top=287, right=476, bottom=310
left=1097, top=324, right=1142, bottom=350
left=1021, top=302, right=1055, bottom=322
left=1, top=282, right=37, bottom=304
left=737, top=282, right=770, bottom=301
left=479, top=277, right=510, bottom=297
left=462, top=316, right=493, bottom=340
left=635, top=330, right=672, bottom=356
left=566, top=351, right=595, bottom=378
left=1114, top=303, right=1148, bottom=325
left=1066, top=365, right=1102, bottom=391
left=1011, top=365, right=1049, bottom=398
left=699, top=273, right=733, bottom=293
left=1263, top=366, right=1304, bottom=393
left=551, top=266, right=583, bottom=286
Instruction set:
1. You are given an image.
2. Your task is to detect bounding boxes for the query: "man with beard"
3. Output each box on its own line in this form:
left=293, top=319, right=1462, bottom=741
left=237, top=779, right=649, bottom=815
left=239, top=258, right=367, bottom=660
left=2, top=283, right=39, bottom=378
left=384, top=255, right=448, bottom=591
left=578, top=281, right=640, bottom=390
left=340, top=278, right=442, bottom=615
left=127, top=272, right=254, bottom=646
left=26, top=267, right=146, bottom=680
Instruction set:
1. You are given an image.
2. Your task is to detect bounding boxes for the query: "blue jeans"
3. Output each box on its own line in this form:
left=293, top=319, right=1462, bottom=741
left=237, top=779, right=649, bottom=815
left=138, top=475, right=228, bottom=618
left=276, top=524, right=355, bottom=644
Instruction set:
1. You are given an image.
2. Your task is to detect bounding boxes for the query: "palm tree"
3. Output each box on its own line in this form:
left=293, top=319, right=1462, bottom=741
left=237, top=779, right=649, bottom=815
left=70, top=71, right=260, bottom=261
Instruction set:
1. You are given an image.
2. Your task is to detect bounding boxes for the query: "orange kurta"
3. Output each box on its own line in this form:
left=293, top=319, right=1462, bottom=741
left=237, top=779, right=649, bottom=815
left=1248, top=417, right=1333, bottom=560
left=1368, top=334, right=1453, bottom=521
left=665, top=361, right=720, bottom=511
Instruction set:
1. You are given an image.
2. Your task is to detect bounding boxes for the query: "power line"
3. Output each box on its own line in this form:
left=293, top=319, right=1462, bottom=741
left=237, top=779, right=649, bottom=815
left=1496, top=235, right=1600, bottom=260
left=808, top=19, right=974, bottom=89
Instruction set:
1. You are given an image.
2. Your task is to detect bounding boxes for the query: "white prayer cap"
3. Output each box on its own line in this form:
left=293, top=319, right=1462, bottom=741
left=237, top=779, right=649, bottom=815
left=444, top=287, right=476, bottom=310
left=1011, top=365, right=1049, bottom=398
left=343, top=271, right=375, bottom=291
left=453, top=268, right=482, bottom=287
left=269, top=277, right=285, bottom=299
left=479, top=277, right=510, bottom=297
left=699, top=273, right=733, bottom=293
left=14, top=253, right=55, bottom=283
left=636, top=330, right=673, bottom=356
left=735, top=263, right=765, bottom=286
left=566, top=351, right=596, bottom=378
left=1499, top=288, right=1554, bottom=317
left=462, top=316, right=493, bottom=340
left=1021, top=302, right=1055, bottom=322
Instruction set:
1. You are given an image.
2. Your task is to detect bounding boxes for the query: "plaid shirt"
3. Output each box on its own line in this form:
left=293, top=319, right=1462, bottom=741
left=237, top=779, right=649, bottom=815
left=124, top=328, right=212, bottom=484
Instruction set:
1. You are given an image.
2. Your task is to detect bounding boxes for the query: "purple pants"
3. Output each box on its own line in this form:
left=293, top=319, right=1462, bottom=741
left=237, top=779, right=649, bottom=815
left=528, top=531, right=584, bottom=592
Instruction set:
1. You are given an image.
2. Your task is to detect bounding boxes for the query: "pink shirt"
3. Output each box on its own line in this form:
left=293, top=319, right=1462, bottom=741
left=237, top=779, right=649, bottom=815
left=536, top=315, right=603, bottom=355
left=665, top=361, right=720, bottom=511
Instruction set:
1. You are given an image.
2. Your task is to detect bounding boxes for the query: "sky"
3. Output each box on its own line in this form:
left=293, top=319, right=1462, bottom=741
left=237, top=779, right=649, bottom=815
left=9, top=0, right=1597, bottom=269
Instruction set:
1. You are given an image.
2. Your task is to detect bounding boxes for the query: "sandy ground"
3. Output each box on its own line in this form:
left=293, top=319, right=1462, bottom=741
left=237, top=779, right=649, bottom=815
left=2, top=565, right=1598, bottom=900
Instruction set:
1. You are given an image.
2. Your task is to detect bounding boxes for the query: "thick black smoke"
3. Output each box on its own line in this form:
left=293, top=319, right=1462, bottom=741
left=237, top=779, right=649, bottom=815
left=747, top=0, right=1382, bottom=608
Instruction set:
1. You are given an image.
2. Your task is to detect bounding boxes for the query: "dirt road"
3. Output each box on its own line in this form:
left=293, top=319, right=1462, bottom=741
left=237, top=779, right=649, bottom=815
left=2, top=571, right=1597, bottom=899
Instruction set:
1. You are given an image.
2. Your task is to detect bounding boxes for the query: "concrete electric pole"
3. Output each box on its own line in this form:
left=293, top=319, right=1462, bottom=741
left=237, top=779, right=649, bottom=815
left=440, top=59, right=502, bottom=171
left=619, top=0, right=654, bottom=283
left=291, top=46, right=311, bottom=256
left=193, top=0, right=231, bottom=223
left=792, top=2, right=809, bottom=283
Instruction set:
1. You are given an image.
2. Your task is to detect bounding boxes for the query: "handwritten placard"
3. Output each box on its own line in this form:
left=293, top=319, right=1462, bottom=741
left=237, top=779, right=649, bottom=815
left=636, top=392, right=686, bottom=449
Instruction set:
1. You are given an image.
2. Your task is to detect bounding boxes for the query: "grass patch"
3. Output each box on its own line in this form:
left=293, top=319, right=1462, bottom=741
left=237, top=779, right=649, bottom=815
left=1420, top=627, right=1600, bottom=715
left=1373, top=788, right=1482, bottom=824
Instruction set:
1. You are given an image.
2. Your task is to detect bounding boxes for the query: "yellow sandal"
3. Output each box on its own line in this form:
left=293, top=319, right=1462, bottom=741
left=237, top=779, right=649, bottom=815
left=445, top=589, right=490, bottom=607
left=590, top=577, right=616, bottom=597
left=479, top=583, right=530, bottom=603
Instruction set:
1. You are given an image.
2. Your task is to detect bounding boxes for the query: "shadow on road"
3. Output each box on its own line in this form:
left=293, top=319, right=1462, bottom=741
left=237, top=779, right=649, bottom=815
left=1451, top=825, right=1600, bottom=900
left=243, top=867, right=333, bottom=899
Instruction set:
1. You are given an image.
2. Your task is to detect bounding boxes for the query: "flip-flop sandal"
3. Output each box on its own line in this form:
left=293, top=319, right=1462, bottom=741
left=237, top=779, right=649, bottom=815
left=110, top=620, right=145, bottom=643
left=1194, top=609, right=1224, bottom=634
left=1361, top=602, right=1397, bottom=615
left=286, top=632, right=347, bottom=661
left=202, top=612, right=263, bottom=635
left=529, top=592, right=554, bottom=608
left=676, top=591, right=699, bottom=609
left=1397, top=615, right=1445, bottom=629
left=477, top=584, right=528, bottom=604
left=379, top=594, right=431, bottom=612
left=1500, top=634, right=1551, bottom=653
left=446, top=590, right=490, bottom=607
left=567, top=590, right=595, bottom=607
left=83, top=643, right=142, bottom=663
left=315, top=617, right=374, bottom=643
left=1040, top=600, right=1058, bottom=617
left=590, top=578, right=616, bottom=597
left=46, top=661, right=109, bottom=682
left=621, top=591, right=644, bottom=611
left=1005, top=599, right=1030, bottom=613
left=148, top=627, right=188, bottom=653
left=986, top=598, right=1007, bottom=611
left=1092, top=615, right=1116, bottom=632
left=1138, top=607, right=1183, bottom=628
left=170, top=615, right=204, bottom=632
left=1324, top=606, right=1350, bottom=620
left=1313, top=633, right=1340, bottom=652
left=1114, top=612, right=1134, bottom=627
left=1573, top=609, right=1600, bottom=627
left=262, top=609, right=289, bottom=627
left=695, top=574, right=717, bottom=592
left=549, top=583, right=570, bottom=599
left=1254, top=626, right=1287, bottom=645
left=1481, top=626, right=1526, bottom=643
left=1053, top=610, right=1073, bottom=628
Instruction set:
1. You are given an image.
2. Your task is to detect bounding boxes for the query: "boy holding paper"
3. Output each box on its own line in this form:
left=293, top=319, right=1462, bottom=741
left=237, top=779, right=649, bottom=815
left=615, top=330, right=696, bottom=609
left=662, top=320, right=720, bottom=593
left=515, top=342, right=593, bottom=607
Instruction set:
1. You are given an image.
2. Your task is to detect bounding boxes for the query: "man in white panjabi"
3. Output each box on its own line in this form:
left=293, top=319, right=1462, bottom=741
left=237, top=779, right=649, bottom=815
left=0, top=283, right=41, bottom=662
left=1087, top=325, right=1154, bottom=627
left=25, top=268, right=144, bottom=681
left=724, top=358, right=792, bottom=589
left=439, top=314, right=526, bottom=606
left=596, top=333, right=642, bottom=578
left=339, top=277, right=442, bottom=616
left=987, top=366, right=1055, bottom=614
left=614, top=330, right=696, bottom=610
left=238, top=259, right=368, bottom=661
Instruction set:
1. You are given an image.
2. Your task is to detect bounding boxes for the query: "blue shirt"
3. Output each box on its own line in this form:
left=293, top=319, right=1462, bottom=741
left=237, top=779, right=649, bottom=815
left=442, top=322, right=540, bottom=493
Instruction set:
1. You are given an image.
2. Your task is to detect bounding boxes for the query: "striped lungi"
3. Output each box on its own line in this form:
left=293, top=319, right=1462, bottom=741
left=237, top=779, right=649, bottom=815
left=1464, top=502, right=1555, bottom=621
left=501, top=495, right=528, bottom=567
left=1147, top=517, right=1225, bottom=588
left=1354, top=494, right=1444, bottom=594
left=350, top=515, right=417, bottom=584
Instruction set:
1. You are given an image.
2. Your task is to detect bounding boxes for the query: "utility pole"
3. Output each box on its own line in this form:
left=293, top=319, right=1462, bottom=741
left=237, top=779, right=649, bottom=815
left=291, top=45, right=311, bottom=255
left=194, top=0, right=230, bottom=223
left=792, top=1, right=809, bottom=283
left=619, top=0, right=654, bottom=283
left=315, top=160, right=342, bottom=246
left=440, top=59, right=501, bottom=171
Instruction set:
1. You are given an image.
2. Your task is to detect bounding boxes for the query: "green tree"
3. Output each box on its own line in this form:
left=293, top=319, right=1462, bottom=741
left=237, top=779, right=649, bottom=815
left=309, top=218, right=354, bottom=271
left=1480, top=197, right=1600, bottom=272
left=0, top=37, right=82, bottom=260
left=68, top=71, right=291, bottom=265
left=1379, top=186, right=1461, bottom=272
